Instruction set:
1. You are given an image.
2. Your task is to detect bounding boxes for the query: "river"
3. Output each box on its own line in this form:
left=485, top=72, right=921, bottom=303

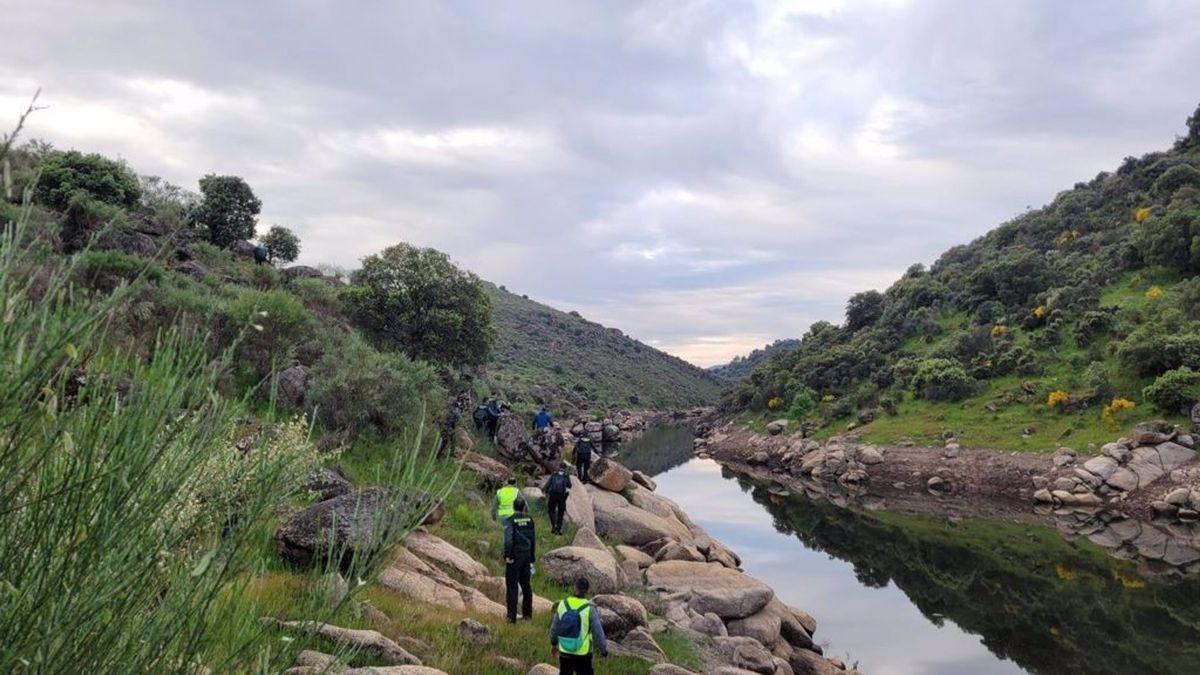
left=617, top=423, right=1200, bottom=675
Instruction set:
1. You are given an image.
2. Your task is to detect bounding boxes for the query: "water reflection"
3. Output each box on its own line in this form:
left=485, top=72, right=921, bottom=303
left=623, top=428, right=1200, bottom=675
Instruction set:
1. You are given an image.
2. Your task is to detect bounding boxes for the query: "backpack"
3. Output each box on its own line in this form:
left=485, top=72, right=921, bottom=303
left=555, top=600, right=588, bottom=653
left=575, top=440, right=593, bottom=458
left=546, top=472, right=569, bottom=496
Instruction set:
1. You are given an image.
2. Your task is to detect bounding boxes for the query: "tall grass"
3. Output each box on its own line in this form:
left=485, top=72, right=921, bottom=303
left=0, top=138, right=446, bottom=672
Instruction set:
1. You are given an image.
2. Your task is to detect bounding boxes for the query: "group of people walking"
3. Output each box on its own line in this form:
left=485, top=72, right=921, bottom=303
left=488, top=405, right=609, bottom=674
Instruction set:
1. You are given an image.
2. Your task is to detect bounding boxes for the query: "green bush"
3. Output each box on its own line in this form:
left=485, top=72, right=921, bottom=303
left=291, top=276, right=345, bottom=316
left=34, top=149, right=141, bottom=211
left=1116, top=323, right=1200, bottom=376
left=1135, top=201, right=1200, bottom=272
left=910, top=358, right=976, bottom=401
left=193, top=174, right=261, bottom=248
left=1153, top=163, right=1200, bottom=198
left=787, top=389, right=816, bottom=419
left=73, top=249, right=163, bottom=293
left=1143, top=367, right=1200, bottom=414
left=307, top=330, right=443, bottom=437
left=217, top=286, right=312, bottom=379
left=61, top=193, right=129, bottom=251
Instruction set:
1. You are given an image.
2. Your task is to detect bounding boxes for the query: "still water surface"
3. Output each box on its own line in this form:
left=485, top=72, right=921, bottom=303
left=618, top=424, right=1200, bottom=675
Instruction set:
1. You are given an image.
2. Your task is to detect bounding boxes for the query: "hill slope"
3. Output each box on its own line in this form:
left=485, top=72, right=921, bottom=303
left=484, top=283, right=723, bottom=410
left=727, top=102, right=1200, bottom=451
left=709, top=339, right=801, bottom=381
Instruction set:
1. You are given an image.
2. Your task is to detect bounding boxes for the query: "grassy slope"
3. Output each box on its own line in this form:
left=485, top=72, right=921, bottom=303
left=748, top=267, right=1190, bottom=452
left=485, top=283, right=724, bottom=410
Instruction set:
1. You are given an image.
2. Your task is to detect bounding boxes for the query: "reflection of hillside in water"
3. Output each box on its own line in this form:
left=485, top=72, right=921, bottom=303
left=612, top=423, right=696, bottom=476
left=727, top=468, right=1200, bottom=675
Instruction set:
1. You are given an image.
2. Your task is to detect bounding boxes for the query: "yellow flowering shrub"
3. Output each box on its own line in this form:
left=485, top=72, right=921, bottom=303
left=1145, top=285, right=1164, bottom=299
left=990, top=324, right=1009, bottom=339
left=1033, top=305, right=1046, bottom=318
left=1047, top=390, right=1069, bottom=408
left=1102, top=397, right=1136, bottom=429
left=821, top=394, right=836, bottom=403
left=767, top=396, right=784, bottom=410
left=1135, top=207, right=1152, bottom=222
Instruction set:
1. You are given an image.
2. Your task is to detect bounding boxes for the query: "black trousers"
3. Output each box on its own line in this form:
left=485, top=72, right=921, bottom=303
left=576, top=455, right=591, bottom=483
left=547, top=494, right=567, bottom=533
left=559, top=653, right=594, bottom=675
left=505, top=556, right=532, bottom=621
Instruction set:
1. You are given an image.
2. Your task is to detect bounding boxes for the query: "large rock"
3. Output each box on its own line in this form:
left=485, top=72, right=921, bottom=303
left=632, top=470, right=657, bottom=491
left=270, top=620, right=420, bottom=665
left=1131, top=421, right=1177, bottom=445
left=275, top=488, right=433, bottom=568
left=790, top=649, right=841, bottom=675
left=572, top=527, right=607, bottom=551
left=589, top=488, right=692, bottom=546
left=305, top=467, right=352, bottom=502
left=726, top=603, right=782, bottom=647
left=592, top=594, right=649, bottom=640
left=616, top=544, right=655, bottom=568
left=767, top=420, right=788, bottom=436
left=527, top=665, right=558, bottom=675
left=713, top=636, right=776, bottom=675
left=539, top=546, right=619, bottom=593
left=646, top=560, right=774, bottom=619
left=612, top=626, right=666, bottom=663
left=649, top=666, right=700, bottom=675
left=1157, top=441, right=1196, bottom=471
left=277, top=365, right=311, bottom=409
left=283, top=265, right=323, bottom=281
left=230, top=239, right=257, bottom=258
left=405, top=531, right=489, bottom=579
left=1082, top=456, right=1118, bottom=480
left=589, top=456, right=633, bottom=492
left=458, top=452, right=513, bottom=488
left=564, top=476, right=596, bottom=531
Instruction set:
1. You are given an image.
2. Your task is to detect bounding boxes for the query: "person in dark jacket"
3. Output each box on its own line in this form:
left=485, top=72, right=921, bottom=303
left=532, top=406, right=553, bottom=431
left=574, top=436, right=594, bottom=484
left=437, top=402, right=461, bottom=455
left=253, top=244, right=270, bottom=265
left=542, top=467, right=571, bottom=535
left=473, top=404, right=489, bottom=431
left=550, top=577, right=608, bottom=674
left=486, top=398, right=504, bottom=442
left=503, top=497, right=536, bottom=623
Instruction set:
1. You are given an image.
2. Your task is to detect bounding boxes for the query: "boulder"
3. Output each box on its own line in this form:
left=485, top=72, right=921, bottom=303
left=275, top=488, right=431, bottom=568
left=590, top=488, right=691, bottom=545
left=1157, top=441, right=1197, bottom=471
left=1101, top=442, right=1133, bottom=463
left=726, top=604, right=782, bottom=647
left=688, top=609, right=728, bottom=636
left=592, top=594, right=649, bottom=640
left=283, top=265, right=323, bottom=281
left=305, top=467, right=352, bottom=502
left=405, top=531, right=489, bottom=579
left=612, top=626, right=666, bottom=663
left=1131, top=421, right=1176, bottom=445
left=521, top=486, right=544, bottom=502
left=277, top=365, right=311, bottom=409
left=616, top=544, right=655, bottom=568
left=789, top=649, right=840, bottom=675
left=572, top=527, right=607, bottom=551
left=527, top=665, right=558, bottom=675
left=1082, top=456, right=1118, bottom=480
left=270, top=620, right=420, bottom=665
left=632, top=470, right=658, bottom=491
left=177, top=259, right=211, bottom=280
left=602, top=424, right=622, bottom=442
left=230, top=239, right=257, bottom=258
left=767, top=420, right=788, bottom=436
left=649, top=665, right=700, bottom=675
left=589, top=456, right=633, bottom=492
left=459, top=452, right=513, bottom=488
left=540, top=546, right=619, bottom=593
left=564, top=476, right=596, bottom=531
left=654, top=541, right=706, bottom=563
left=713, top=636, right=776, bottom=675
left=857, top=446, right=884, bottom=465
left=646, top=560, right=774, bottom=619
left=377, top=564, right=465, bottom=611
left=1106, top=467, right=1139, bottom=492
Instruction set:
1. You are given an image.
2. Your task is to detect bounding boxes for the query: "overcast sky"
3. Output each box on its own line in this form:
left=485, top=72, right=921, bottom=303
left=3, top=1, right=1199, bottom=366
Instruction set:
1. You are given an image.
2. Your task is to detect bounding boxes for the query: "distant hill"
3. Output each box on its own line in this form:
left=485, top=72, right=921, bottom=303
left=483, top=283, right=724, bottom=411
left=727, top=101, right=1200, bottom=451
left=709, top=339, right=801, bottom=381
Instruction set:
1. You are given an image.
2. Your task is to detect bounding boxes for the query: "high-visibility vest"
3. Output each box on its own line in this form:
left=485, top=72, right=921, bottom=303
left=496, top=485, right=519, bottom=519
left=555, top=597, right=593, bottom=655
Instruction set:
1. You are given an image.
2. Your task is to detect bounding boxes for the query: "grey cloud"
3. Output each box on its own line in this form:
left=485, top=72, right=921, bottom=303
left=2, top=0, right=1199, bottom=366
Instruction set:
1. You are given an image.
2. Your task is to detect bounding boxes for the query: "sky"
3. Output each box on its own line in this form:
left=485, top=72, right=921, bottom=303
left=3, top=1, right=1200, bottom=367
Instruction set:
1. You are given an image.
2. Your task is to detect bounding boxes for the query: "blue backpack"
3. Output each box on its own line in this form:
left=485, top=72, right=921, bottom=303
left=555, top=600, right=587, bottom=653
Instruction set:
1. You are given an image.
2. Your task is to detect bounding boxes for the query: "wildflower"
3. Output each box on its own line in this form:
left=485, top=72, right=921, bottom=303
left=821, top=394, right=836, bottom=403
left=1033, top=305, right=1046, bottom=318
left=990, top=325, right=1009, bottom=339
left=1135, top=207, right=1151, bottom=222
left=1145, top=286, right=1163, bottom=299
left=767, top=396, right=784, bottom=410
left=1102, top=397, right=1136, bottom=429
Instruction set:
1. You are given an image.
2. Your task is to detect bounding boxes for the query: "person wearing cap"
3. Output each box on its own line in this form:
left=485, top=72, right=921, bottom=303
left=503, top=496, right=537, bottom=623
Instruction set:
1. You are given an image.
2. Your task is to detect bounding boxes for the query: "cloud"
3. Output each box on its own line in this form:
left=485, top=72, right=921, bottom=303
left=3, top=0, right=1199, bottom=366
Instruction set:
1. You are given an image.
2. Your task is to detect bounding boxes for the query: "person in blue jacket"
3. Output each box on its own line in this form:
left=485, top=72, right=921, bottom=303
left=532, top=406, right=553, bottom=431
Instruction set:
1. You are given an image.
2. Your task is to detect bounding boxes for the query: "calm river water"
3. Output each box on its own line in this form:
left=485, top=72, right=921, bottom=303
left=617, top=424, right=1200, bottom=675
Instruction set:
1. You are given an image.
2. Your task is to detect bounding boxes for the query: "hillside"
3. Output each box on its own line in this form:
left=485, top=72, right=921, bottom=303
left=727, top=102, right=1200, bottom=451
left=709, top=338, right=801, bottom=381
left=484, top=283, right=724, bottom=410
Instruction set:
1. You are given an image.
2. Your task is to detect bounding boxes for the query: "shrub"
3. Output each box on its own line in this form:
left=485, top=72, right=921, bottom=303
left=766, top=396, right=785, bottom=410
left=61, top=193, right=129, bottom=251
left=1115, top=324, right=1200, bottom=376
left=1143, top=367, right=1200, bottom=414
left=34, top=149, right=141, bottom=211
left=1152, top=163, right=1200, bottom=198
left=910, top=358, right=976, bottom=401
left=1047, top=390, right=1069, bottom=408
left=1084, top=361, right=1115, bottom=399
left=261, top=224, right=301, bottom=264
left=73, top=249, right=163, bottom=293
left=1102, top=397, right=1137, bottom=429
left=1135, top=201, right=1200, bottom=273
left=1074, top=310, right=1113, bottom=344
left=216, top=287, right=312, bottom=379
left=193, top=174, right=261, bottom=248
left=788, top=389, right=816, bottom=418
left=307, top=330, right=443, bottom=437
left=345, top=243, right=495, bottom=368
left=845, top=290, right=884, bottom=331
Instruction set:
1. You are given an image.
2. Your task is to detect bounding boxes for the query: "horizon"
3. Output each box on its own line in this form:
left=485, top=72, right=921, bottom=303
left=4, top=1, right=1200, bottom=367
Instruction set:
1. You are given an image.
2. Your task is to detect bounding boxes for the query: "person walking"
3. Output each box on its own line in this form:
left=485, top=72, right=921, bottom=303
left=486, top=398, right=504, bottom=443
left=438, top=401, right=461, bottom=456
left=574, top=435, right=594, bottom=484
left=503, top=497, right=536, bottom=623
left=542, top=467, right=571, bottom=535
left=532, top=406, right=553, bottom=431
left=492, top=477, right=520, bottom=524
left=550, top=577, right=608, bottom=674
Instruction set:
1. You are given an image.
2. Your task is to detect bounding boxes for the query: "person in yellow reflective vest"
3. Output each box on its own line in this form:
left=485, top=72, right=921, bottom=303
left=550, top=577, right=608, bottom=674
left=492, top=477, right=520, bottom=523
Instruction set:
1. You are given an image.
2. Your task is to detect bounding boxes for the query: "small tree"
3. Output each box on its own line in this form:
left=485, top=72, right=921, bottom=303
left=34, top=150, right=141, bottom=211
left=260, top=225, right=300, bottom=264
left=345, top=243, right=496, bottom=368
left=845, top=290, right=885, bottom=331
left=910, top=358, right=976, bottom=401
left=193, top=174, right=261, bottom=248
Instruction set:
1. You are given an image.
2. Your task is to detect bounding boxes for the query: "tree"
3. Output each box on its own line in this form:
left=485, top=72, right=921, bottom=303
left=344, top=243, right=495, bottom=368
left=1135, top=202, right=1200, bottom=273
left=845, top=290, right=885, bottom=331
left=193, top=174, right=261, bottom=248
left=260, top=225, right=300, bottom=264
left=1177, top=101, right=1200, bottom=150
left=34, top=150, right=140, bottom=211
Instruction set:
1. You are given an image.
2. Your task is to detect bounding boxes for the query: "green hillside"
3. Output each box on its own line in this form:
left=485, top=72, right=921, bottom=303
left=484, top=283, right=724, bottom=410
left=709, top=338, right=801, bottom=382
left=726, top=102, right=1200, bottom=451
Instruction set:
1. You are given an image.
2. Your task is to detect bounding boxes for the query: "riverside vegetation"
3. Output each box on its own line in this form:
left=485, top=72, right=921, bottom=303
left=723, top=101, right=1200, bottom=453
